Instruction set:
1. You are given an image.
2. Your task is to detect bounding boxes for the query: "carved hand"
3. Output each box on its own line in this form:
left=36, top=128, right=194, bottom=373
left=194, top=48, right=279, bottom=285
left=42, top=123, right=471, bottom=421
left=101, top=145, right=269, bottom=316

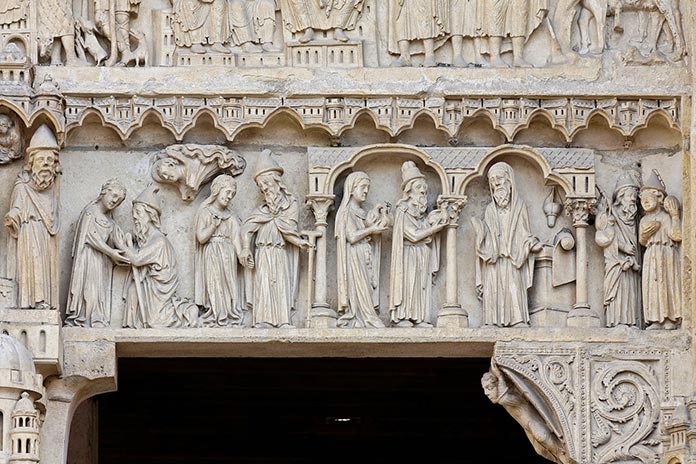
left=643, top=221, right=661, bottom=235
left=239, top=249, right=254, bottom=269
left=619, top=241, right=636, bottom=256
left=664, top=195, right=680, bottom=218
left=3, top=209, right=19, bottom=238
left=530, top=237, right=543, bottom=253
left=110, top=249, right=131, bottom=266
left=299, top=239, right=315, bottom=251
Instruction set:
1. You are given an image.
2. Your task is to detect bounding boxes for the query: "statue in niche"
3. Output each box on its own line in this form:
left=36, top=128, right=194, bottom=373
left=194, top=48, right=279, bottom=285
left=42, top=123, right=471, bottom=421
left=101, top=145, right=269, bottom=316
left=278, top=0, right=365, bottom=44
left=252, top=0, right=281, bottom=51
left=4, top=125, right=61, bottom=309
left=471, top=162, right=542, bottom=328
left=65, top=179, right=130, bottom=328
left=639, top=169, right=681, bottom=330
left=151, top=144, right=246, bottom=202
left=240, top=149, right=312, bottom=328
left=0, top=114, right=24, bottom=164
left=388, top=161, right=447, bottom=328
left=335, top=171, right=391, bottom=329
left=92, top=0, right=144, bottom=66
left=595, top=173, right=642, bottom=328
left=37, top=0, right=84, bottom=65
left=450, top=0, right=486, bottom=67
left=170, top=0, right=259, bottom=54
left=0, top=0, right=27, bottom=27
left=194, top=175, right=244, bottom=327
left=122, top=185, right=200, bottom=329
left=482, top=363, right=573, bottom=464
left=388, top=0, right=449, bottom=67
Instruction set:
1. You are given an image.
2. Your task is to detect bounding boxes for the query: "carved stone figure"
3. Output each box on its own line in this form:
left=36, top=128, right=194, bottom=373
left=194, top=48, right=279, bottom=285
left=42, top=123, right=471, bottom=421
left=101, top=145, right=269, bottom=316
left=240, top=149, right=312, bottom=328
left=94, top=0, right=143, bottom=66
left=638, top=170, right=681, bottom=330
left=472, top=162, right=542, bottom=327
left=252, top=0, right=280, bottom=51
left=388, top=161, right=446, bottom=328
left=3, top=124, right=61, bottom=309
left=122, top=185, right=199, bottom=328
left=0, top=0, right=28, bottom=26
left=151, top=144, right=246, bottom=201
left=0, top=114, right=23, bottom=164
left=37, top=0, right=83, bottom=65
left=279, top=0, right=364, bottom=43
left=170, top=0, right=258, bottom=53
left=388, top=0, right=449, bottom=67
left=65, top=179, right=129, bottom=328
left=480, top=0, right=548, bottom=67
left=595, top=173, right=642, bottom=328
left=450, top=0, right=485, bottom=66
left=553, top=0, right=606, bottom=59
left=335, top=171, right=390, bottom=328
left=482, top=363, right=573, bottom=464
left=194, top=175, right=244, bottom=327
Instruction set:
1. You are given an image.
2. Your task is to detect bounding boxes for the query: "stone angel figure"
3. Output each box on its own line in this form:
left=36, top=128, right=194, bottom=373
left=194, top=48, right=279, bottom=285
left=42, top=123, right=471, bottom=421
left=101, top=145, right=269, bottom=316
left=335, top=171, right=391, bottom=329
left=638, top=169, right=681, bottom=330
left=151, top=144, right=246, bottom=201
left=194, top=175, right=245, bottom=327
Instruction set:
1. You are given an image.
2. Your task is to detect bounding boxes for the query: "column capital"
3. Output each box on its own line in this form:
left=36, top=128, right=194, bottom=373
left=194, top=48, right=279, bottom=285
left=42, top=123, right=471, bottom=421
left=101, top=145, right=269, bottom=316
left=437, top=195, right=468, bottom=227
left=306, top=194, right=336, bottom=226
left=564, top=197, right=597, bottom=227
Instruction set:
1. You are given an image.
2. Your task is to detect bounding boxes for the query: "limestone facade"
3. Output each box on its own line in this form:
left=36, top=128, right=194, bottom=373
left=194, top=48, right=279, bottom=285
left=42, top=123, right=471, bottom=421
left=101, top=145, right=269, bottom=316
left=0, top=0, right=694, bottom=462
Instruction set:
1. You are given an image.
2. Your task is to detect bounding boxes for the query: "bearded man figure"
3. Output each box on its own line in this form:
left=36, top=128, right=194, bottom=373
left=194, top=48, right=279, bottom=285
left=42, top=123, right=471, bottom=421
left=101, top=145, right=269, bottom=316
left=4, top=125, right=62, bottom=309
left=472, top=161, right=542, bottom=327
left=388, top=161, right=447, bottom=328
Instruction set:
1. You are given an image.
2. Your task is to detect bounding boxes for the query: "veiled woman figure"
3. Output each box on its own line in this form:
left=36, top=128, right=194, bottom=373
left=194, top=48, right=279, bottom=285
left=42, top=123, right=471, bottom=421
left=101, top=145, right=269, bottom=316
left=194, top=175, right=244, bottom=327
left=65, top=179, right=129, bottom=328
left=335, top=172, right=389, bottom=328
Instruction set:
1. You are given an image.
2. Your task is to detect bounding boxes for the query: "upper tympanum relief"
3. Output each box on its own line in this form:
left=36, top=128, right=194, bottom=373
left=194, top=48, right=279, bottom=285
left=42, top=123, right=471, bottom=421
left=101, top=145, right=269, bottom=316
left=0, top=0, right=685, bottom=67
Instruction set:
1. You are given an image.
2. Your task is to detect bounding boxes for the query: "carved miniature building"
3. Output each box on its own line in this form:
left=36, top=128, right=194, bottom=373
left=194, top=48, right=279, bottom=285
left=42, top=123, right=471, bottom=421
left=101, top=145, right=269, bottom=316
left=0, top=0, right=693, bottom=462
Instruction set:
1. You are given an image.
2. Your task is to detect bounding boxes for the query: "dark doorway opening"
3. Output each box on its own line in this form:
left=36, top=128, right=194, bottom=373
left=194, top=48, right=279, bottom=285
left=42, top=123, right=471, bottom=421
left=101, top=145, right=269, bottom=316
left=98, top=358, right=550, bottom=463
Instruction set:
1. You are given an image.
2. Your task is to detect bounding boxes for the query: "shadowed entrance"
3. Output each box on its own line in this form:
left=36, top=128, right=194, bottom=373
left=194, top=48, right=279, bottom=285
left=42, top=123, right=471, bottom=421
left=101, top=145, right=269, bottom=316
left=97, top=358, right=550, bottom=463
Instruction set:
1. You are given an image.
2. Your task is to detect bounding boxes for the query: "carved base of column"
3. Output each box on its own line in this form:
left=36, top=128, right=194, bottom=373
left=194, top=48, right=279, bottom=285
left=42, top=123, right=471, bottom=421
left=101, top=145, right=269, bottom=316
left=309, top=305, right=337, bottom=328
left=566, top=304, right=601, bottom=328
left=437, top=305, right=469, bottom=328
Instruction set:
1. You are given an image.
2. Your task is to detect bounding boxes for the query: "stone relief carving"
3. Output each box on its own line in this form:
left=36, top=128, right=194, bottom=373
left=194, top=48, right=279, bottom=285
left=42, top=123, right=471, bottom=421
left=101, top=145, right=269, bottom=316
left=3, top=124, right=61, bottom=309
left=150, top=144, right=246, bottom=202
left=595, top=172, right=642, bottom=328
left=65, top=179, right=129, bottom=328
left=194, top=174, right=245, bottom=328
left=472, top=162, right=542, bottom=328
left=240, top=149, right=312, bottom=328
left=88, top=0, right=145, bottom=66
left=388, top=161, right=447, bottom=328
left=0, top=113, right=24, bottom=164
left=37, top=0, right=83, bottom=65
left=335, top=171, right=390, bottom=328
left=121, top=185, right=200, bottom=328
left=638, top=169, right=681, bottom=330
left=388, top=0, right=449, bottom=67
left=279, top=0, right=365, bottom=43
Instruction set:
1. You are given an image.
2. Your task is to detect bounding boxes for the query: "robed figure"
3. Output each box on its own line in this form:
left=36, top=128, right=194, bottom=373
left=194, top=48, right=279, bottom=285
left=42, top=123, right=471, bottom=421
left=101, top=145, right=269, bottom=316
left=122, top=185, right=199, bottom=328
left=595, top=173, right=642, bottom=328
left=240, top=150, right=311, bottom=328
left=335, top=172, right=390, bottom=328
left=388, top=161, right=447, bottom=328
left=65, top=180, right=129, bottom=327
left=194, top=175, right=244, bottom=327
left=472, top=162, right=541, bottom=327
left=4, top=125, right=62, bottom=309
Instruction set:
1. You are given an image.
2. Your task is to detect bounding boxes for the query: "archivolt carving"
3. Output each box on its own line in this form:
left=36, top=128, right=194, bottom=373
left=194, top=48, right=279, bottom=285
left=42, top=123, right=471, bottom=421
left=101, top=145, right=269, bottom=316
left=62, top=95, right=681, bottom=143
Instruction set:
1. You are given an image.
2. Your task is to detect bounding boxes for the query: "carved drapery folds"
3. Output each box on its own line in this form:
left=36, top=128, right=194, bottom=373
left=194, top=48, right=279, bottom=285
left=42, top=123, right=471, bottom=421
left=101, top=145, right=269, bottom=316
left=487, top=342, right=670, bottom=464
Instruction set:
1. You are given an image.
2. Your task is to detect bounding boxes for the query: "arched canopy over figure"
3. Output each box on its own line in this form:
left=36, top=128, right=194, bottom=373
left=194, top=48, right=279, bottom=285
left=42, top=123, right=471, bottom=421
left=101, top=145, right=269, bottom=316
left=638, top=169, right=681, bottom=330
left=194, top=174, right=244, bottom=327
left=471, top=161, right=542, bottom=327
left=65, top=179, right=129, bottom=328
left=335, top=171, right=391, bottom=328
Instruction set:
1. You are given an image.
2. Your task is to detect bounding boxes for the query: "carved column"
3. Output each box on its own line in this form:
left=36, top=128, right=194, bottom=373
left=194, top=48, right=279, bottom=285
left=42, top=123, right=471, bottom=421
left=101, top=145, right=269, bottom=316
left=305, top=195, right=336, bottom=328
left=436, top=195, right=469, bottom=328
left=564, top=198, right=600, bottom=327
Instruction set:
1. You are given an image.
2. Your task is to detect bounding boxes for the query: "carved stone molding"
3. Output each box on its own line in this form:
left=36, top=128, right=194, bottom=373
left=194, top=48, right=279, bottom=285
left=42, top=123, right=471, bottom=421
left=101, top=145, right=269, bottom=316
left=565, top=198, right=598, bottom=228
left=490, top=342, right=672, bottom=464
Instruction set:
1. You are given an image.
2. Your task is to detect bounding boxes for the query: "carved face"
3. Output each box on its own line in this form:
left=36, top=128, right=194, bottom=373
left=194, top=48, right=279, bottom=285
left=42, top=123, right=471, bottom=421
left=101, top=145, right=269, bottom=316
left=481, top=374, right=498, bottom=402
left=256, top=172, right=281, bottom=202
left=155, top=158, right=183, bottom=183
left=0, top=115, right=11, bottom=135
left=132, top=203, right=151, bottom=233
left=616, top=187, right=638, bottom=223
left=216, top=184, right=237, bottom=208
left=352, top=180, right=370, bottom=203
left=639, top=188, right=661, bottom=213
left=30, top=149, right=58, bottom=191
left=407, top=178, right=428, bottom=214
left=489, top=172, right=512, bottom=208
left=102, top=186, right=126, bottom=212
